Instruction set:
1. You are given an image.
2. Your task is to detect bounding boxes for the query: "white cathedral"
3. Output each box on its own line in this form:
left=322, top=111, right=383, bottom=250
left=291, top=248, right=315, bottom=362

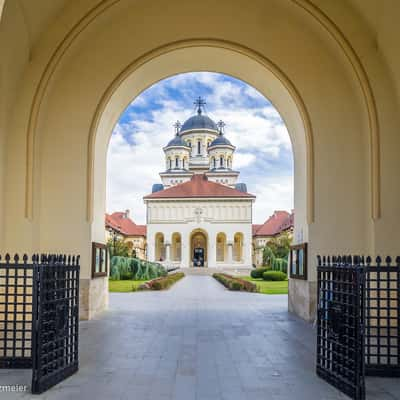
left=144, top=98, right=255, bottom=269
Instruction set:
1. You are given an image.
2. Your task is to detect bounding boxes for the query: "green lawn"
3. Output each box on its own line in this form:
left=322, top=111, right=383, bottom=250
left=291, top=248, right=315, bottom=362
left=241, top=276, right=288, bottom=294
left=109, top=280, right=148, bottom=292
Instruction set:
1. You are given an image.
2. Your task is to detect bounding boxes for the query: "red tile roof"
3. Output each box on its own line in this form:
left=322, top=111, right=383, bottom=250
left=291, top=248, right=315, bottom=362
left=252, top=224, right=262, bottom=235
left=144, top=174, right=255, bottom=199
left=105, top=212, right=146, bottom=236
left=253, top=210, right=293, bottom=237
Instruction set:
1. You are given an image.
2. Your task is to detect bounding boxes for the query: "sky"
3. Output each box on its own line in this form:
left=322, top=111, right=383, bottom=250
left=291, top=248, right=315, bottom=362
left=107, top=72, right=293, bottom=224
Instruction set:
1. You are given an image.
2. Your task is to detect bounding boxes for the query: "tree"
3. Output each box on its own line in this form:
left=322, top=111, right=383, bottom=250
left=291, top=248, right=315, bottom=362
left=107, top=238, right=132, bottom=257
left=262, top=232, right=292, bottom=273
left=265, top=232, right=292, bottom=259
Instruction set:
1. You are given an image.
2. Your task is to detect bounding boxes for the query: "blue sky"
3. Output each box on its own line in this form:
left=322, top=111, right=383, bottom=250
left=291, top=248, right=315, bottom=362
left=107, top=72, right=293, bottom=224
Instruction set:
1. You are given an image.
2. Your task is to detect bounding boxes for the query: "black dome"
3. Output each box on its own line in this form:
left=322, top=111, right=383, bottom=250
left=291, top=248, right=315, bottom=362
left=180, top=114, right=218, bottom=132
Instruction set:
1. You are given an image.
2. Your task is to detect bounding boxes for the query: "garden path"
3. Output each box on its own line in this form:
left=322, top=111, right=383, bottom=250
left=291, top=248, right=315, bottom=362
left=1, top=276, right=398, bottom=399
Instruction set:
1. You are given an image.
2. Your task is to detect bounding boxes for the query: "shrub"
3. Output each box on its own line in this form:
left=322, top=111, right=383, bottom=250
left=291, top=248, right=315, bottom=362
left=213, top=273, right=256, bottom=292
left=262, top=271, right=287, bottom=281
left=143, top=272, right=185, bottom=291
left=250, top=267, right=270, bottom=279
left=110, top=256, right=166, bottom=281
left=230, top=281, right=243, bottom=291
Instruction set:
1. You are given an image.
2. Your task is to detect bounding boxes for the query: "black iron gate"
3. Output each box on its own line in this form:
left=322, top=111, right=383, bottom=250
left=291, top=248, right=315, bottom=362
left=317, top=255, right=400, bottom=400
left=0, top=254, right=80, bottom=394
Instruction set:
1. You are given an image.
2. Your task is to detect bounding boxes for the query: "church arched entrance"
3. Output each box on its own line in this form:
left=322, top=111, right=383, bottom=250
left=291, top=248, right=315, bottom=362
left=190, top=230, right=208, bottom=267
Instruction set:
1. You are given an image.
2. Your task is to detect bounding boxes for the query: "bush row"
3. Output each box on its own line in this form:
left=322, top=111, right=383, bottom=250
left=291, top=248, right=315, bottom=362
left=140, top=272, right=185, bottom=290
left=110, top=256, right=166, bottom=281
left=213, top=273, right=257, bottom=292
left=262, top=270, right=287, bottom=281
left=251, top=267, right=287, bottom=281
left=250, top=267, right=271, bottom=279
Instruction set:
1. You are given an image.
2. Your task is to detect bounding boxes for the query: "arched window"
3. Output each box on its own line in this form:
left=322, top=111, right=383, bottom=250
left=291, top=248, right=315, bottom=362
left=216, top=233, right=227, bottom=262
left=197, top=141, right=201, bottom=155
left=213, top=158, right=216, bottom=168
left=169, top=159, right=172, bottom=169
left=220, top=156, right=224, bottom=167
left=175, top=157, right=179, bottom=168
left=171, top=232, right=182, bottom=262
left=182, top=158, right=185, bottom=169
left=233, top=233, right=244, bottom=262
left=155, top=233, right=165, bottom=261
left=187, top=140, right=192, bottom=147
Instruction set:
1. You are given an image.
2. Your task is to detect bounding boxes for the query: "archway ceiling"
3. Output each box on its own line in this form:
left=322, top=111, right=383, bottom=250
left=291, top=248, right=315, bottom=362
left=15, top=0, right=68, bottom=48
left=15, top=0, right=382, bottom=57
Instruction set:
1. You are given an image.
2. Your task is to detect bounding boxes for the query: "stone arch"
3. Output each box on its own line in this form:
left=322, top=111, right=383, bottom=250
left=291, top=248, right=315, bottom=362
left=5, top=3, right=395, bottom=320
left=20, top=3, right=382, bottom=224
left=190, top=229, right=208, bottom=267
left=233, top=232, right=244, bottom=262
left=155, top=232, right=165, bottom=262
left=171, top=232, right=181, bottom=262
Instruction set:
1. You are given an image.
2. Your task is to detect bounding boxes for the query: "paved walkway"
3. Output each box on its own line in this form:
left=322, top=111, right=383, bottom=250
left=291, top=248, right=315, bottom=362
left=1, top=276, right=399, bottom=399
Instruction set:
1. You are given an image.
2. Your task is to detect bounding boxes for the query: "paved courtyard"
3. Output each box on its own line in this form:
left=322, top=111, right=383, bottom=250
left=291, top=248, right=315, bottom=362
left=1, top=275, right=399, bottom=399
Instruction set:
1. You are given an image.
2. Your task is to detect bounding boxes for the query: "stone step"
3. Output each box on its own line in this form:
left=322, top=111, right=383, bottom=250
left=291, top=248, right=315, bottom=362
left=177, top=267, right=253, bottom=276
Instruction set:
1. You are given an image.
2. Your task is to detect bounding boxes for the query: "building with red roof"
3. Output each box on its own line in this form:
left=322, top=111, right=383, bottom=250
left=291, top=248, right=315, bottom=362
left=105, top=210, right=147, bottom=259
left=252, top=210, right=294, bottom=266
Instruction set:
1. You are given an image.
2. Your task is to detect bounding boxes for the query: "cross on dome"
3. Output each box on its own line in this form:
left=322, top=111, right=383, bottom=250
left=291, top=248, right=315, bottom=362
left=194, top=96, right=206, bottom=115
left=217, top=120, right=226, bottom=135
left=173, top=120, right=181, bottom=134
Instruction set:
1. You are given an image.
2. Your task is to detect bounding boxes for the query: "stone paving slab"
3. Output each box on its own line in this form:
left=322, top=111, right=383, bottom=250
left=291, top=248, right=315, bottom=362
left=0, top=275, right=398, bottom=399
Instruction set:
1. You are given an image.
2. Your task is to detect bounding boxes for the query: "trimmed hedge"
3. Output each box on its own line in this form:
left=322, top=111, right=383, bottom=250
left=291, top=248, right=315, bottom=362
left=250, top=267, right=271, bottom=279
left=262, top=271, right=287, bottom=281
left=142, top=272, right=185, bottom=290
left=110, top=256, right=166, bottom=281
left=213, top=273, right=257, bottom=292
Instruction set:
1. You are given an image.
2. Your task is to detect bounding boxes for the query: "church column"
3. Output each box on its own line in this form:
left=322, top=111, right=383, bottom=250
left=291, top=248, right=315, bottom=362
left=182, top=233, right=190, bottom=268
left=208, top=233, right=216, bottom=268
left=165, top=242, right=171, bottom=262
left=245, top=232, right=253, bottom=266
left=227, top=241, right=233, bottom=264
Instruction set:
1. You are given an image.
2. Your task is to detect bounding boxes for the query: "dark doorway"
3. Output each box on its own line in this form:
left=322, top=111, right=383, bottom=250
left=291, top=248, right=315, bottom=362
left=193, top=248, right=205, bottom=267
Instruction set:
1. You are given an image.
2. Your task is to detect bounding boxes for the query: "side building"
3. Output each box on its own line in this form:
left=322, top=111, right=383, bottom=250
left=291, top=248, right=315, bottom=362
left=252, top=210, right=294, bottom=267
left=105, top=211, right=147, bottom=259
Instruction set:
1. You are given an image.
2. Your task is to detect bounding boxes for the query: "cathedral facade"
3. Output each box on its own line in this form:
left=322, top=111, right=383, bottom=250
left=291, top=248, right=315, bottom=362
left=144, top=98, right=255, bottom=269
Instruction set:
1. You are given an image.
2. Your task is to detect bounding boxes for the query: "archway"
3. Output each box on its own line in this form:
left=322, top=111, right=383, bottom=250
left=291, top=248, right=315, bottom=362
left=3, top=1, right=391, bottom=321
left=1, top=2, right=400, bottom=399
left=171, top=232, right=181, bottom=262
left=190, top=229, right=208, bottom=267
left=154, top=232, right=165, bottom=262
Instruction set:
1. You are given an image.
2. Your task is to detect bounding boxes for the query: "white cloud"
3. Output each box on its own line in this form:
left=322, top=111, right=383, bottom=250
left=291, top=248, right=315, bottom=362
left=252, top=176, right=294, bottom=223
left=106, top=72, right=293, bottom=224
left=234, top=152, right=256, bottom=168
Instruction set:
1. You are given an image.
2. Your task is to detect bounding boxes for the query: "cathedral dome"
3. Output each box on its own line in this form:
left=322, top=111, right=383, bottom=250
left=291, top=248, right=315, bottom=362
left=180, top=114, right=218, bottom=132
left=209, top=135, right=233, bottom=147
left=166, top=134, right=188, bottom=147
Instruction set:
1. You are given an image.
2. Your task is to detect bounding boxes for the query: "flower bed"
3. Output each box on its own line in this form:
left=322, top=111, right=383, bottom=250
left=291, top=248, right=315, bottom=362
left=213, top=273, right=257, bottom=292
left=139, top=272, right=185, bottom=290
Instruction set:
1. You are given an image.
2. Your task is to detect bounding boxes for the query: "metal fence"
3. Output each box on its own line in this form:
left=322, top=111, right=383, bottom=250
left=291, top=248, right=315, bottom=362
left=316, top=255, right=400, bottom=400
left=0, top=254, right=80, bottom=394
